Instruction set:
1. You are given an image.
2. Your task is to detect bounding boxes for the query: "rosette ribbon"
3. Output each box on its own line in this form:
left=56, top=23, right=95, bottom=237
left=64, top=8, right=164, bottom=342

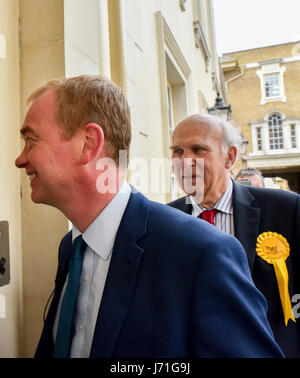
left=256, top=232, right=296, bottom=326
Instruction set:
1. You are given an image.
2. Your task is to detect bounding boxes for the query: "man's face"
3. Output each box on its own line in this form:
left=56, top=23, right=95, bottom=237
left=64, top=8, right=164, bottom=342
left=237, top=174, right=264, bottom=188
left=171, top=118, right=231, bottom=202
left=15, top=90, right=79, bottom=208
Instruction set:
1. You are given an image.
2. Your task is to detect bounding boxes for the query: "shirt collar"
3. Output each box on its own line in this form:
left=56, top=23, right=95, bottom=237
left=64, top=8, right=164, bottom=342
left=190, top=178, right=234, bottom=216
left=72, top=181, right=131, bottom=260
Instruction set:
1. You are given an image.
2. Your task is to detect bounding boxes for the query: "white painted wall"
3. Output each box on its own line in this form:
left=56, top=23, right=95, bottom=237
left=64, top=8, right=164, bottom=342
left=0, top=0, right=23, bottom=358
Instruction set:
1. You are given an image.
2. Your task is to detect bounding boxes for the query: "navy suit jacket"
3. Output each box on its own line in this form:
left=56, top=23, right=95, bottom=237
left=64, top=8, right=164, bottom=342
left=168, top=181, right=300, bottom=357
left=35, top=189, right=283, bottom=358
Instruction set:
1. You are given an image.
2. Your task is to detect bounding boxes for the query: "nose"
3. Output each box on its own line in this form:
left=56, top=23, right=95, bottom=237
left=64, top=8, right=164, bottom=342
left=15, top=148, right=28, bottom=169
left=173, top=156, right=195, bottom=176
left=181, top=153, right=197, bottom=167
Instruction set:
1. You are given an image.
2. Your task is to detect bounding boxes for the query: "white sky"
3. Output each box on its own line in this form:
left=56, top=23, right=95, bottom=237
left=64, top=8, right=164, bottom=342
left=213, top=0, right=300, bottom=56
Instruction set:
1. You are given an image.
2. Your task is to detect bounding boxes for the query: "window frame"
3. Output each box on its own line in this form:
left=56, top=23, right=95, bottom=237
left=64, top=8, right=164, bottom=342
left=256, top=127, right=262, bottom=151
left=291, top=124, right=297, bottom=149
left=256, top=63, right=286, bottom=104
left=250, top=112, right=300, bottom=156
left=268, top=114, right=284, bottom=150
left=264, top=73, right=280, bottom=99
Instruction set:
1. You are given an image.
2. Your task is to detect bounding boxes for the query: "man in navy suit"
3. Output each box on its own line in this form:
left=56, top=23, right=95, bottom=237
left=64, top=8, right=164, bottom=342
left=168, top=113, right=300, bottom=357
left=15, top=76, right=283, bottom=358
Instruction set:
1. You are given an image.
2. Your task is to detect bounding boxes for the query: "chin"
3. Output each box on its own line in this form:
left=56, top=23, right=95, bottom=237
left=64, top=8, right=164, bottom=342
left=31, top=193, right=43, bottom=204
left=183, top=183, right=203, bottom=195
left=31, top=190, right=51, bottom=206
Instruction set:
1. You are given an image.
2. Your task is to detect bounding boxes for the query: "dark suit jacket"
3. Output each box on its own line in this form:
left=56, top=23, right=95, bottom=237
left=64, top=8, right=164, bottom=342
left=168, top=181, right=300, bottom=357
left=35, top=189, right=283, bottom=358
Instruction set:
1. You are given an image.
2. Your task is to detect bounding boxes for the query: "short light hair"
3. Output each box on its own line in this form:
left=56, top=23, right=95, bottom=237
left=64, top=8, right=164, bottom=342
left=235, top=168, right=264, bottom=182
left=181, top=114, right=242, bottom=155
left=221, top=119, right=243, bottom=154
left=27, top=75, right=131, bottom=165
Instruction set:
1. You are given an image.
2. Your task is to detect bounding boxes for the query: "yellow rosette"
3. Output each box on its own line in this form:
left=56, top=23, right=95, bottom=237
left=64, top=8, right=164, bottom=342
left=256, top=231, right=296, bottom=326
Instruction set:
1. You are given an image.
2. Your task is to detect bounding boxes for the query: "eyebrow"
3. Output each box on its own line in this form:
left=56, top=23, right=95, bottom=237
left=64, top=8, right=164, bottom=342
left=20, top=126, right=39, bottom=138
left=170, top=143, right=206, bottom=150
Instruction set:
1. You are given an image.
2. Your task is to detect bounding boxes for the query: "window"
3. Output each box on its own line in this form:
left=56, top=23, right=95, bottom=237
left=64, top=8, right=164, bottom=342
left=264, top=73, right=280, bottom=98
left=256, top=63, right=286, bottom=104
left=251, top=112, right=300, bottom=155
left=291, top=124, right=297, bottom=148
left=268, top=114, right=283, bottom=150
left=256, top=127, right=262, bottom=151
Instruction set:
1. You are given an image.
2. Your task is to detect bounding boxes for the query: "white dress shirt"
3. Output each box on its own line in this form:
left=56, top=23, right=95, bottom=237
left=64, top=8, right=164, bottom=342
left=53, top=181, right=131, bottom=358
left=190, top=178, right=235, bottom=235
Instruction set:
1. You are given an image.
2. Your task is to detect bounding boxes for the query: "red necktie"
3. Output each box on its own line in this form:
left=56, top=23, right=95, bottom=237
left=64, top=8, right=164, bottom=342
left=199, top=209, right=218, bottom=225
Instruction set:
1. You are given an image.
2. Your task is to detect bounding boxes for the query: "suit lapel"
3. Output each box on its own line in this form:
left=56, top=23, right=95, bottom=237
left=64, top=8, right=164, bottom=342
left=175, top=187, right=259, bottom=272
left=35, top=232, right=72, bottom=357
left=233, top=182, right=260, bottom=272
left=90, top=190, right=149, bottom=358
left=173, top=196, right=193, bottom=214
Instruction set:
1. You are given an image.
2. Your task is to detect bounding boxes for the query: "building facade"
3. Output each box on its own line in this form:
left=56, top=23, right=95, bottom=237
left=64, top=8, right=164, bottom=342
left=0, top=0, right=223, bottom=357
left=222, top=41, right=300, bottom=191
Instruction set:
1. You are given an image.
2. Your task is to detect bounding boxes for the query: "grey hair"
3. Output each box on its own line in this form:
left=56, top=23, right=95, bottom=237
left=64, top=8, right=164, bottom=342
left=221, top=120, right=243, bottom=155
left=235, top=168, right=264, bottom=181
left=175, top=114, right=243, bottom=162
left=185, top=114, right=242, bottom=155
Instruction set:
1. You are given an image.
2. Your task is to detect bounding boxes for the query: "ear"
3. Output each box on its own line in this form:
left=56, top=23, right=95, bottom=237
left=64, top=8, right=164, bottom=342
left=225, top=146, right=237, bottom=169
left=80, top=123, right=104, bottom=164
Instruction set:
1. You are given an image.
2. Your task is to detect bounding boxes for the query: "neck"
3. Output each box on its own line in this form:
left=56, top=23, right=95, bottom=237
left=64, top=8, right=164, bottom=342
left=58, top=168, right=126, bottom=232
left=196, top=176, right=230, bottom=208
left=67, top=193, right=118, bottom=232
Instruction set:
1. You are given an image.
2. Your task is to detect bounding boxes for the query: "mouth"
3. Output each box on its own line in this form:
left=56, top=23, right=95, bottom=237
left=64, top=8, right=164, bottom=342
left=27, top=172, right=37, bottom=183
left=182, top=175, right=203, bottom=180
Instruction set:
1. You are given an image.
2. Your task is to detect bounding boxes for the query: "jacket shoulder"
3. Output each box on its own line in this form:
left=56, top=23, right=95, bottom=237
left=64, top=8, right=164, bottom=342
left=234, top=181, right=299, bottom=205
left=167, top=196, right=192, bottom=214
left=247, top=185, right=300, bottom=207
left=167, top=196, right=187, bottom=207
left=149, top=199, right=242, bottom=252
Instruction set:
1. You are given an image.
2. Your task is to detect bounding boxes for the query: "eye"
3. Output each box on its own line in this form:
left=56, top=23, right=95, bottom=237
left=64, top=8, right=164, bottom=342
left=24, top=136, right=35, bottom=149
left=192, top=146, right=205, bottom=154
left=172, top=149, right=183, bottom=157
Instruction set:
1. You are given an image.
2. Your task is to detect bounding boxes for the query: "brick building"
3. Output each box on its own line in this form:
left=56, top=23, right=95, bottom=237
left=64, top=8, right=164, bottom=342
left=221, top=41, right=300, bottom=192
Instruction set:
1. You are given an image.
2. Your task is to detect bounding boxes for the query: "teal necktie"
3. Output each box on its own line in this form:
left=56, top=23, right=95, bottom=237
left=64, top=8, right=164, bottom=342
left=53, top=235, right=86, bottom=358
